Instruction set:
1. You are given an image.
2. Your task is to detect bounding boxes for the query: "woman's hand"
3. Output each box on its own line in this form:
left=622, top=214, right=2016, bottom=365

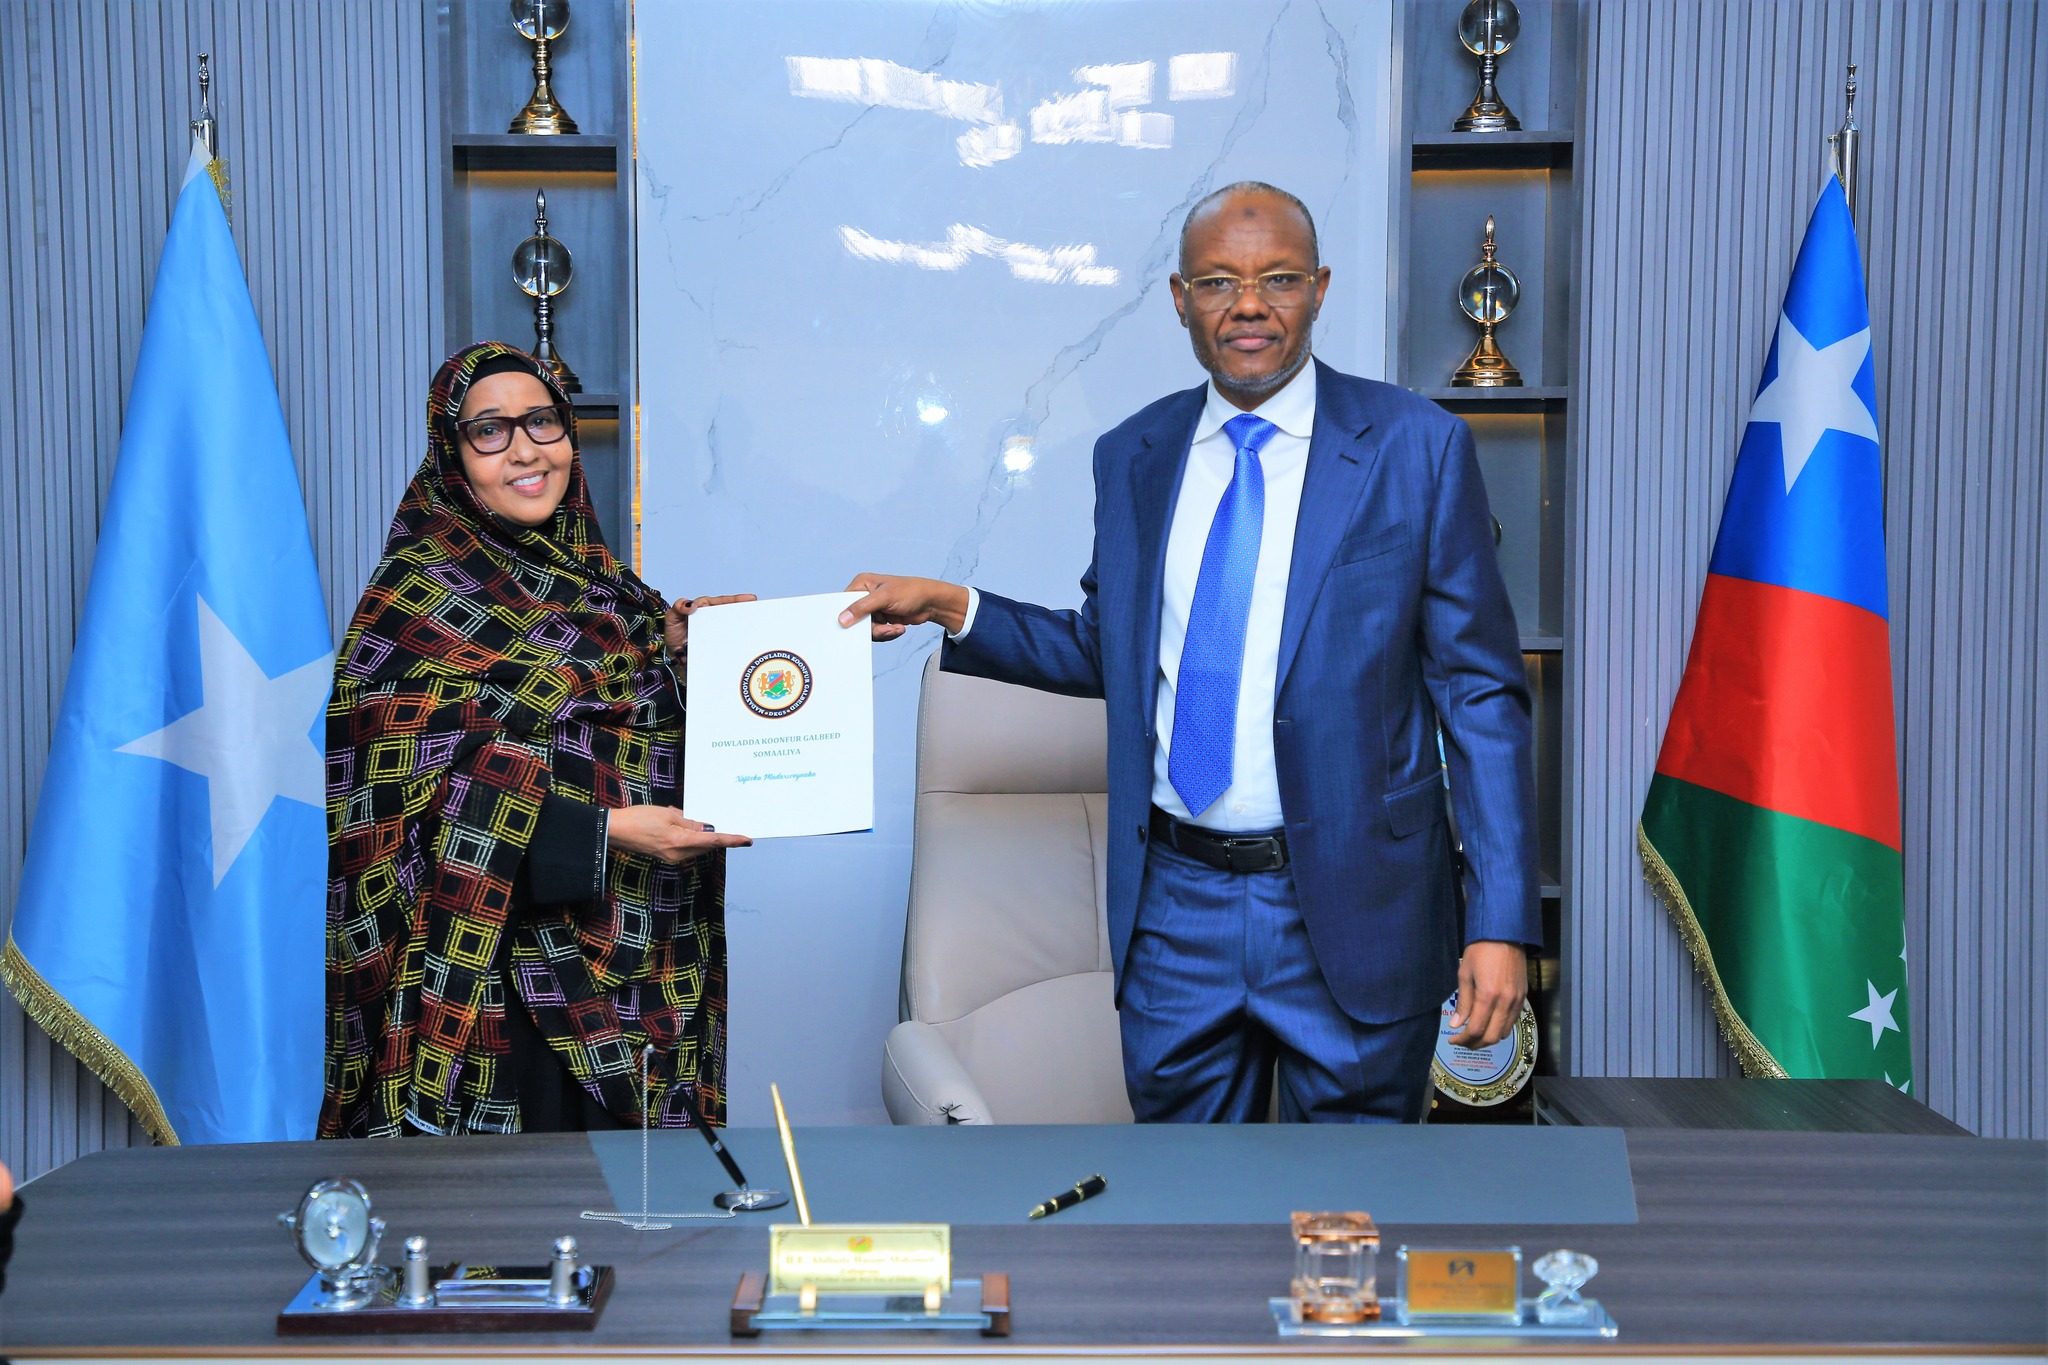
left=607, top=805, right=751, bottom=863
left=664, top=594, right=757, bottom=657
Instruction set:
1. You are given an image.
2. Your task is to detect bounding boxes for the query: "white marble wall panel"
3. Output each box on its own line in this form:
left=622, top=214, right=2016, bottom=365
left=636, top=0, right=1396, bottom=1125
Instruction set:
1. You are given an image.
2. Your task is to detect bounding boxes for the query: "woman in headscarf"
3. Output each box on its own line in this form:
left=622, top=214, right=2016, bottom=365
left=321, top=342, right=750, bottom=1138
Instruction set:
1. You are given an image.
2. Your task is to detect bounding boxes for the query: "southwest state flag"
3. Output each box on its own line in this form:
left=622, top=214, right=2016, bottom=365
left=1, top=139, right=332, bottom=1144
left=1639, top=176, right=1911, bottom=1087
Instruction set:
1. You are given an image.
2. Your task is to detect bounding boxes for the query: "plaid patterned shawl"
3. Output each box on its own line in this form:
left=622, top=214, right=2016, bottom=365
left=321, top=341, right=724, bottom=1138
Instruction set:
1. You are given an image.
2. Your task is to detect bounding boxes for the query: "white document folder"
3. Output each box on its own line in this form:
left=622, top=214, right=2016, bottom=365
left=680, top=591, right=875, bottom=839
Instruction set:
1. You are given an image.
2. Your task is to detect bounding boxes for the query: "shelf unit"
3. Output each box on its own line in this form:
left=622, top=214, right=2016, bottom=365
left=431, top=0, right=635, bottom=551
left=1396, top=0, right=1580, bottom=1090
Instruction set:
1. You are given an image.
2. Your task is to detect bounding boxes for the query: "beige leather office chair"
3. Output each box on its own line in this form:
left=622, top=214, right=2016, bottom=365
left=882, top=652, right=1133, bottom=1124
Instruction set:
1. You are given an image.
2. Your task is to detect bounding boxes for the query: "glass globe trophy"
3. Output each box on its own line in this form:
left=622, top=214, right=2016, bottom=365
left=1454, top=0, right=1522, bottom=133
left=1451, top=215, right=1522, bottom=387
left=509, top=0, right=579, bottom=135
left=514, top=188, right=581, bottom=392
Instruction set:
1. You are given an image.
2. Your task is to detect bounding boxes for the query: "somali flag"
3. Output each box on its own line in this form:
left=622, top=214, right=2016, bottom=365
left=1, top=139, right=332, bottom=1144
left=1639, top=176, right=1910, bottom=1088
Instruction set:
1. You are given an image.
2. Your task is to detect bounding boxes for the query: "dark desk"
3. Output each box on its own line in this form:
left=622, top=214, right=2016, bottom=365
left=4, top=1127, right=2042, bottom=1356
left=1535, top=1078, right=1975, bottom=1135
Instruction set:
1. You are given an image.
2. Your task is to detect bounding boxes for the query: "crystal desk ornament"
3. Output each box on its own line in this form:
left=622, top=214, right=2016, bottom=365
left=275, top=1180, right=613, bottom=1334
left=1533, top=1248, right=1602, bottom=1324
left=1290, top=1211, right=1380, bottom=1323
left=1271, top=1244, right=1618, bottom=1340
left=514, top=189, right=581, bottom=393
left=509, top=0, right=578, bottom=135
left=1451, top=216, right=1524, bottom=387
left=1454, top=0, right=1522, bottom=132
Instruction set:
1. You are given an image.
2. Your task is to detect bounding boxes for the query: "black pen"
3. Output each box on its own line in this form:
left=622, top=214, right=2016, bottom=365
left=1029, top=1173, right=1107, bottom=1220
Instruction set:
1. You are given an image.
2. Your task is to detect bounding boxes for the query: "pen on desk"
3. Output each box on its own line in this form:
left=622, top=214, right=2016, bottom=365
left=770, top=1082, right=812, bottom=1225
left=1029, top=1173, right=1107, bottom=1220
left=662, top=1061, right=750, bottom=1191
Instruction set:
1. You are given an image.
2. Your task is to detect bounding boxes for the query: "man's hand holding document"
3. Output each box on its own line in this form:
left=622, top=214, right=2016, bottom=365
left=682, top=592, right=874, bottom=839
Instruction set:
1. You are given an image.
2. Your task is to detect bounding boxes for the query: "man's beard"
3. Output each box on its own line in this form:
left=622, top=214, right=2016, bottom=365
left=1197, top=315, right=1314, bottom=397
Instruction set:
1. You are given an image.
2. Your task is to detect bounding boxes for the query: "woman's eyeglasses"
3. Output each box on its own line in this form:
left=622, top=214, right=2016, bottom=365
left=454, top=405, right=570, bottom=454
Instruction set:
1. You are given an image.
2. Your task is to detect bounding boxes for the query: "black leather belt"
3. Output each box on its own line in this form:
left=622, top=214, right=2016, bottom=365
left=1148, top=805, right=1290, bottom=873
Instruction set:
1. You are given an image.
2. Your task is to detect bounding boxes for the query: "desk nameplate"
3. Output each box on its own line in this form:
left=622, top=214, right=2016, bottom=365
left=1398, top=1246, right=1522, bottom=1321
left=769, top=1223, right=951, bottom=1295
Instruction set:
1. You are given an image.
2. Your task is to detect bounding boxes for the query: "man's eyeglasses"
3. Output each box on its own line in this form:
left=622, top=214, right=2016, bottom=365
left=1180, top=270, right=1317, bottom=310
left=454, top=405, right=570, bottom=454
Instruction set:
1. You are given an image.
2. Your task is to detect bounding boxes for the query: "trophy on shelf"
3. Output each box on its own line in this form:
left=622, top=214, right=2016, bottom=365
left=1451, top=216, right=1522, bottom=388
left=509, top=0, right=579, bottom=135
left=1454, top=0, right=1522, bottom=132
left=514, top=188, right=581, bottom=393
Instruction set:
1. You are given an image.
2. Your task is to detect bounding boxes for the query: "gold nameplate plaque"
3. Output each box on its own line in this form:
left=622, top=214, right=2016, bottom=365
left=769, top=1224, right=951, bottom=1296
left=1399, top=1247, right=1521, bottom=1320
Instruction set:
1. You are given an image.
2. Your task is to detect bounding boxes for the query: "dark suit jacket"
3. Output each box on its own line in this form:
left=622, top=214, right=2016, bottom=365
left=942, top=360, right=1539, bottom=1024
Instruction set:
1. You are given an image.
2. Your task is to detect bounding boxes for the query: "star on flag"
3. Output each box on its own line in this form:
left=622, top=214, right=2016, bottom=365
left=117, top=596, right=331, bottom=885
left=1746, top=309, right=1879, bottom=491
left=1848, top=980, right=1902, bottom=1050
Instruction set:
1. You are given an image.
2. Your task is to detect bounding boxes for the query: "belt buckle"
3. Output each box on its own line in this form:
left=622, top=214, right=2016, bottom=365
left=1221, top=835, right=1281, bottom=874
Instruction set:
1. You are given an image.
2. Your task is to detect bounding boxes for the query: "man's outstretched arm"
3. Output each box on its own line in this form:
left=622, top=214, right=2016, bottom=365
left=839, top=561, right=1108, bottom=700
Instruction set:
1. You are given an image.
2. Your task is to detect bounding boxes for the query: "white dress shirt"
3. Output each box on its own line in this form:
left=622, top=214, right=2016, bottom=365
left=953, top=361, right=1316, bottom=833
left=1150, top=362, right=1315, bottom=830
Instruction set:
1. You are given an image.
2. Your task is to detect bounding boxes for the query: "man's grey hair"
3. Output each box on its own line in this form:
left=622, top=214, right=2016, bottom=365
left=1178, top=181, right=1320, bottom=272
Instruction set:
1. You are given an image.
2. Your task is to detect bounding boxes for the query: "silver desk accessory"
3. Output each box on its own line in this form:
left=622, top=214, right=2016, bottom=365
left=277, top=1177, right=393, bottom=1311
left=582, top=1045, right=746, bottom=1229
left=548, top=1236, right=582, bottom=1307
left=715, top=1184, right=789, bottom=1211
left=399, top=1235, right=434, bottom=1307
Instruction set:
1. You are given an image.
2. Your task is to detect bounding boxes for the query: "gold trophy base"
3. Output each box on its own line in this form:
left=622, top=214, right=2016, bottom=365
left=1454, top=100, right=1521, bottom=134
left=1451, top=330, right=1522, bottom=387
left=511, top=100, right=580, bottom=136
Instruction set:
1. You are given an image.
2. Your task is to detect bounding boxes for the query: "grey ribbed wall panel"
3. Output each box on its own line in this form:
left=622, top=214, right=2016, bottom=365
left=1568, top=0, right=2046, bottom=1139
left=0, top=1, right=434, bottom=1183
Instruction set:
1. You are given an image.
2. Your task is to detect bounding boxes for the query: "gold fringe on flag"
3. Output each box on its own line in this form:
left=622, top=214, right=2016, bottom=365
left=1, top=936, right=180, bottom=1146
left=206, top=156, right=232, bottom=222
left=1636, top=824, right=1788, bottom=1080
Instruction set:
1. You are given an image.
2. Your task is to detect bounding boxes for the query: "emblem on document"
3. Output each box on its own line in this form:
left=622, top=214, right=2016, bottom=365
left=741, top=650, right=813, bottom=719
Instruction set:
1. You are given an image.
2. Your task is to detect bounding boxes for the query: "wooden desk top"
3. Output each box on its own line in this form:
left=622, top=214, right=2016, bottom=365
left=1535, top=1077, right=1976, bottom=1136
left=3, top=1127, right=2041, bottom=1356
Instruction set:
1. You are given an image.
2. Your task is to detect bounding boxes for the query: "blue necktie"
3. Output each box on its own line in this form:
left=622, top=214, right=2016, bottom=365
left=1169, top=413, right=1278, bottom=820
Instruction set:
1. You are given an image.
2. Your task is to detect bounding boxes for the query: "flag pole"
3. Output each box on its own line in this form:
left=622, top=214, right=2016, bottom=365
left=188, top=52, right=231, bottom=217
left=190, top=53, right=216, bottom=158
left=1827, top=64, right=1860, bottom=225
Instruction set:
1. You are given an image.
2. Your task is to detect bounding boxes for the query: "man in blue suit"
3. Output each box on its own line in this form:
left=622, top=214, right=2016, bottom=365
left=845, top=183, right=1538, bottom=1123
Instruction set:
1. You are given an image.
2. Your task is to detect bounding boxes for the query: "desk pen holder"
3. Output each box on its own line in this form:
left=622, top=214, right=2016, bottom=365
left=730, top=1271, right=1011, bottom=1337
